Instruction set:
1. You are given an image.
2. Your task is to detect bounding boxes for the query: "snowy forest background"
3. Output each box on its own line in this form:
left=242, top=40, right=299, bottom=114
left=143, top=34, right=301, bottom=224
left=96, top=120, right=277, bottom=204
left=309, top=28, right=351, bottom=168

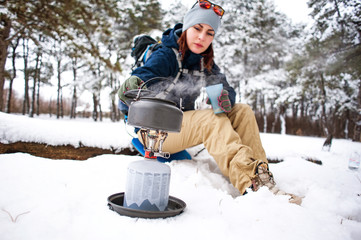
left=0, top=0, right=360, bottom=141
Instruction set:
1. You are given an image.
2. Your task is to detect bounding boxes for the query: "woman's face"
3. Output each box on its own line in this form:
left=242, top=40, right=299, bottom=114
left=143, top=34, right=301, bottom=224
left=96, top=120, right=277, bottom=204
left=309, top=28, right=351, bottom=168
left=186, top=23, right=214, bottom=54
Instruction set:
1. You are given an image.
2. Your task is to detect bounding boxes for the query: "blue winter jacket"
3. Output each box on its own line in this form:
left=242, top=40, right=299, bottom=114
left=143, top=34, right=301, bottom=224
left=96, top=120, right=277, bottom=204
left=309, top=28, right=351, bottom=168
left=122, top=23, right=236, bottom=112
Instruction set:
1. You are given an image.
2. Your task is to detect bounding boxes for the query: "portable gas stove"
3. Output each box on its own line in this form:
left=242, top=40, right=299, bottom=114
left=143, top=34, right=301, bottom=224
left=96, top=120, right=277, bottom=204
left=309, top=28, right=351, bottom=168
left=107, top=87, right=186, bottom=218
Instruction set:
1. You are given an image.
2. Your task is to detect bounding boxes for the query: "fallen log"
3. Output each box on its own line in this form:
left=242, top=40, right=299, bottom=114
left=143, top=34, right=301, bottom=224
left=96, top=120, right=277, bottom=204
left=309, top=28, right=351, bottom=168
left=0, top=141, right=138, bottom=160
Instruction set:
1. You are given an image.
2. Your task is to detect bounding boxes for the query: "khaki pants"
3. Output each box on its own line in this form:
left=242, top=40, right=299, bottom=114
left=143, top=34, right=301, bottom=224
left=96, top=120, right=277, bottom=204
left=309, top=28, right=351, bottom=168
left=139, top=103, right=267, bottom=194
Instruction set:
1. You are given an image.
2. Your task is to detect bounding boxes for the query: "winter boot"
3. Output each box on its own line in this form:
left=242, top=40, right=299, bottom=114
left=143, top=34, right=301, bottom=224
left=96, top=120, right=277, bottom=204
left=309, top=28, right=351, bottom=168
left=252, top=164, right=302, bottom=205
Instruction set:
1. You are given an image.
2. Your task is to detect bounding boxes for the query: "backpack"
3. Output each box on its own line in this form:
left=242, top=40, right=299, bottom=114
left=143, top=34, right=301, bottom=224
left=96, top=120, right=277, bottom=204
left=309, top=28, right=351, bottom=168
left=131, top=35, right=161, bottom=69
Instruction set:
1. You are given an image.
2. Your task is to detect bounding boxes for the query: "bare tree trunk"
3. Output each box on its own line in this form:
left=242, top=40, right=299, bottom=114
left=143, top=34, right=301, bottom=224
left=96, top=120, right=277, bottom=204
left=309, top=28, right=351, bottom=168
left=98, top=102, right=102, bottom=122
left=271, top=111, right=279, bottom=133
left=60, top=89, right=63, bottom=118
left=70, top=58, right=78, bottom=119
left=35, top=36, right=43, bottom=116
left=344, top=110, right=349, bottom=139
left=70, top=84, right=77, bottom=118
left=300, top=94, right=305, bottom=118
left=29, top=67, right=36, bottom=117
left=111, top=92, right=117, bottom=122
left=292, top=102, right=298, bottom=118
left=110, top=73, right=119, bottom=122
left=319, top=73, right=329, bottom=136
left=0, top=14, right=11, bottom=112
left=280, top=114, right=286, bottom=135
left=280, top=105, right=286, bottom=135
left=263, top=115, right=267, bottom=133
left=22, top=38, right=30, bottom=115
left=56, top=58, right=61, bottom=119
left=30, top=52, right=41, bottom=117
left=92, top=93, right=98, bottom=121
left=36, top=69, right=41, bottom=116
left=261, top=93, right=267, bottom=133
left=353, top=79, right=361, bottom=141
left=110, top=73, right=115, bottom=122
left=92, top=63, right=103, bottom=122
left=6, top=37, right=19, bottom=113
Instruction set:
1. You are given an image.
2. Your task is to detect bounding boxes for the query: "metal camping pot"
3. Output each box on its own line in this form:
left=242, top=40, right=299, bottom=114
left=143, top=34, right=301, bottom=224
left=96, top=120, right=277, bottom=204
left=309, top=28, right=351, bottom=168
left=127, top=97, right=183, bottom=132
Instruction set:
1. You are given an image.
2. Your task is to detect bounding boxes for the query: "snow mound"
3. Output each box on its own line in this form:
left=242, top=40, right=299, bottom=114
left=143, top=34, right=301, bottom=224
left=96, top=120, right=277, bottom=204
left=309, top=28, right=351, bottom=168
left=1, top=112, right=361, bottom=239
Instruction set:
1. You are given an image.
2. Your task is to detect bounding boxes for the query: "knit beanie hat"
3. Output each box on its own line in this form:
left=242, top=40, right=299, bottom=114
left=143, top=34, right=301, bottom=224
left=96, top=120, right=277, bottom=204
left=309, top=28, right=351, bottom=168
left=182, top=3, right=222, bottom=34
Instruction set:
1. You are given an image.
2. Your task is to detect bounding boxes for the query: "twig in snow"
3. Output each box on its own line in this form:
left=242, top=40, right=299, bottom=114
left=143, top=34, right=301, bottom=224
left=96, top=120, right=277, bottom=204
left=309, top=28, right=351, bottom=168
left=267, top=158, right=283, bottom=164
left=2, top=208, right=30, bottom=223
left=301, top=156, right=323, bottom=165
left=194, top=147, right=206, bottom=157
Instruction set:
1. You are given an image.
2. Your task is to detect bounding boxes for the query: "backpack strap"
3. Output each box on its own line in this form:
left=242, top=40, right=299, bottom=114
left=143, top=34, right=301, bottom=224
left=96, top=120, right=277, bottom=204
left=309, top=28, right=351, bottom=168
left=186, top=58, right=205, bottom=83
left=155, top=48, right=206, bottom=102
left=143, top=42, right=161, bottom=64
left=155, top=48, right=183, bottom=99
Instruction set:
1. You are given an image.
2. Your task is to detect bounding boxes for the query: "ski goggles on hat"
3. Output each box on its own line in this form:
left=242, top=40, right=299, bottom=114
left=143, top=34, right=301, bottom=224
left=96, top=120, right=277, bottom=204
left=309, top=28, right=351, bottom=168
left=194, top=0, right=225, bottom=18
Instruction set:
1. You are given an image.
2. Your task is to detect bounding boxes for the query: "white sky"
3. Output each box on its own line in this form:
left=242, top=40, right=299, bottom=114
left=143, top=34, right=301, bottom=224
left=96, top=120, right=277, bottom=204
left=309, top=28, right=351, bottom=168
left=162, top=0, right=311, bottom=24
left=273, top=0, right=311, bottom=23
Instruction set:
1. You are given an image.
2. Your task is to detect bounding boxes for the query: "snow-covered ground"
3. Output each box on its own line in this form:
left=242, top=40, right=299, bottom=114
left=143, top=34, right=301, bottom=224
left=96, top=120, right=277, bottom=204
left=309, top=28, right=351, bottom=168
left=1, top=112, right=361, bottom=240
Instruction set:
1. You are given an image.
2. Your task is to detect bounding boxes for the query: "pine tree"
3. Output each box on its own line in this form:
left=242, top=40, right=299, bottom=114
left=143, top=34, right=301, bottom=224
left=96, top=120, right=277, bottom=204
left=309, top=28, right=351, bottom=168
left=0, top=0, right=124, bottom=112
left=126, top=0, right=163, bottom=37
left=214, top=0, right=301, bottom=134
left=162, top=0, right=188, bottom=29
left=215, top=0, right=297, bottom=89
left=304, top=0, right=361, bottom=140
left=214, top=0, right=257, bottom=86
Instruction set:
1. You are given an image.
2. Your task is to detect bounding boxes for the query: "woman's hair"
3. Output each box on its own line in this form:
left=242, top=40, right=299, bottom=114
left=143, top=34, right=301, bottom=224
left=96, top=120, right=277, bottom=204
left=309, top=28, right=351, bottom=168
left=177, top=31, right=214, bottom=72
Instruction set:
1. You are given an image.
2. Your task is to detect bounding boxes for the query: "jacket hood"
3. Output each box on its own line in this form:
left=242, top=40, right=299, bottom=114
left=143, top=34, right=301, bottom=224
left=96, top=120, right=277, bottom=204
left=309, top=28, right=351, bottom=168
left=161, top=23, right=203, bottom=69
left=161, top=23, right=182, bottom=49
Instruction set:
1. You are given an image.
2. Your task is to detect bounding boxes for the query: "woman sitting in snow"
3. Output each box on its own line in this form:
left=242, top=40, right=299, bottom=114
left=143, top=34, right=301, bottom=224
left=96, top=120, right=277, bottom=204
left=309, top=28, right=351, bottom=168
left=118, top=0, right=301, bottom=204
